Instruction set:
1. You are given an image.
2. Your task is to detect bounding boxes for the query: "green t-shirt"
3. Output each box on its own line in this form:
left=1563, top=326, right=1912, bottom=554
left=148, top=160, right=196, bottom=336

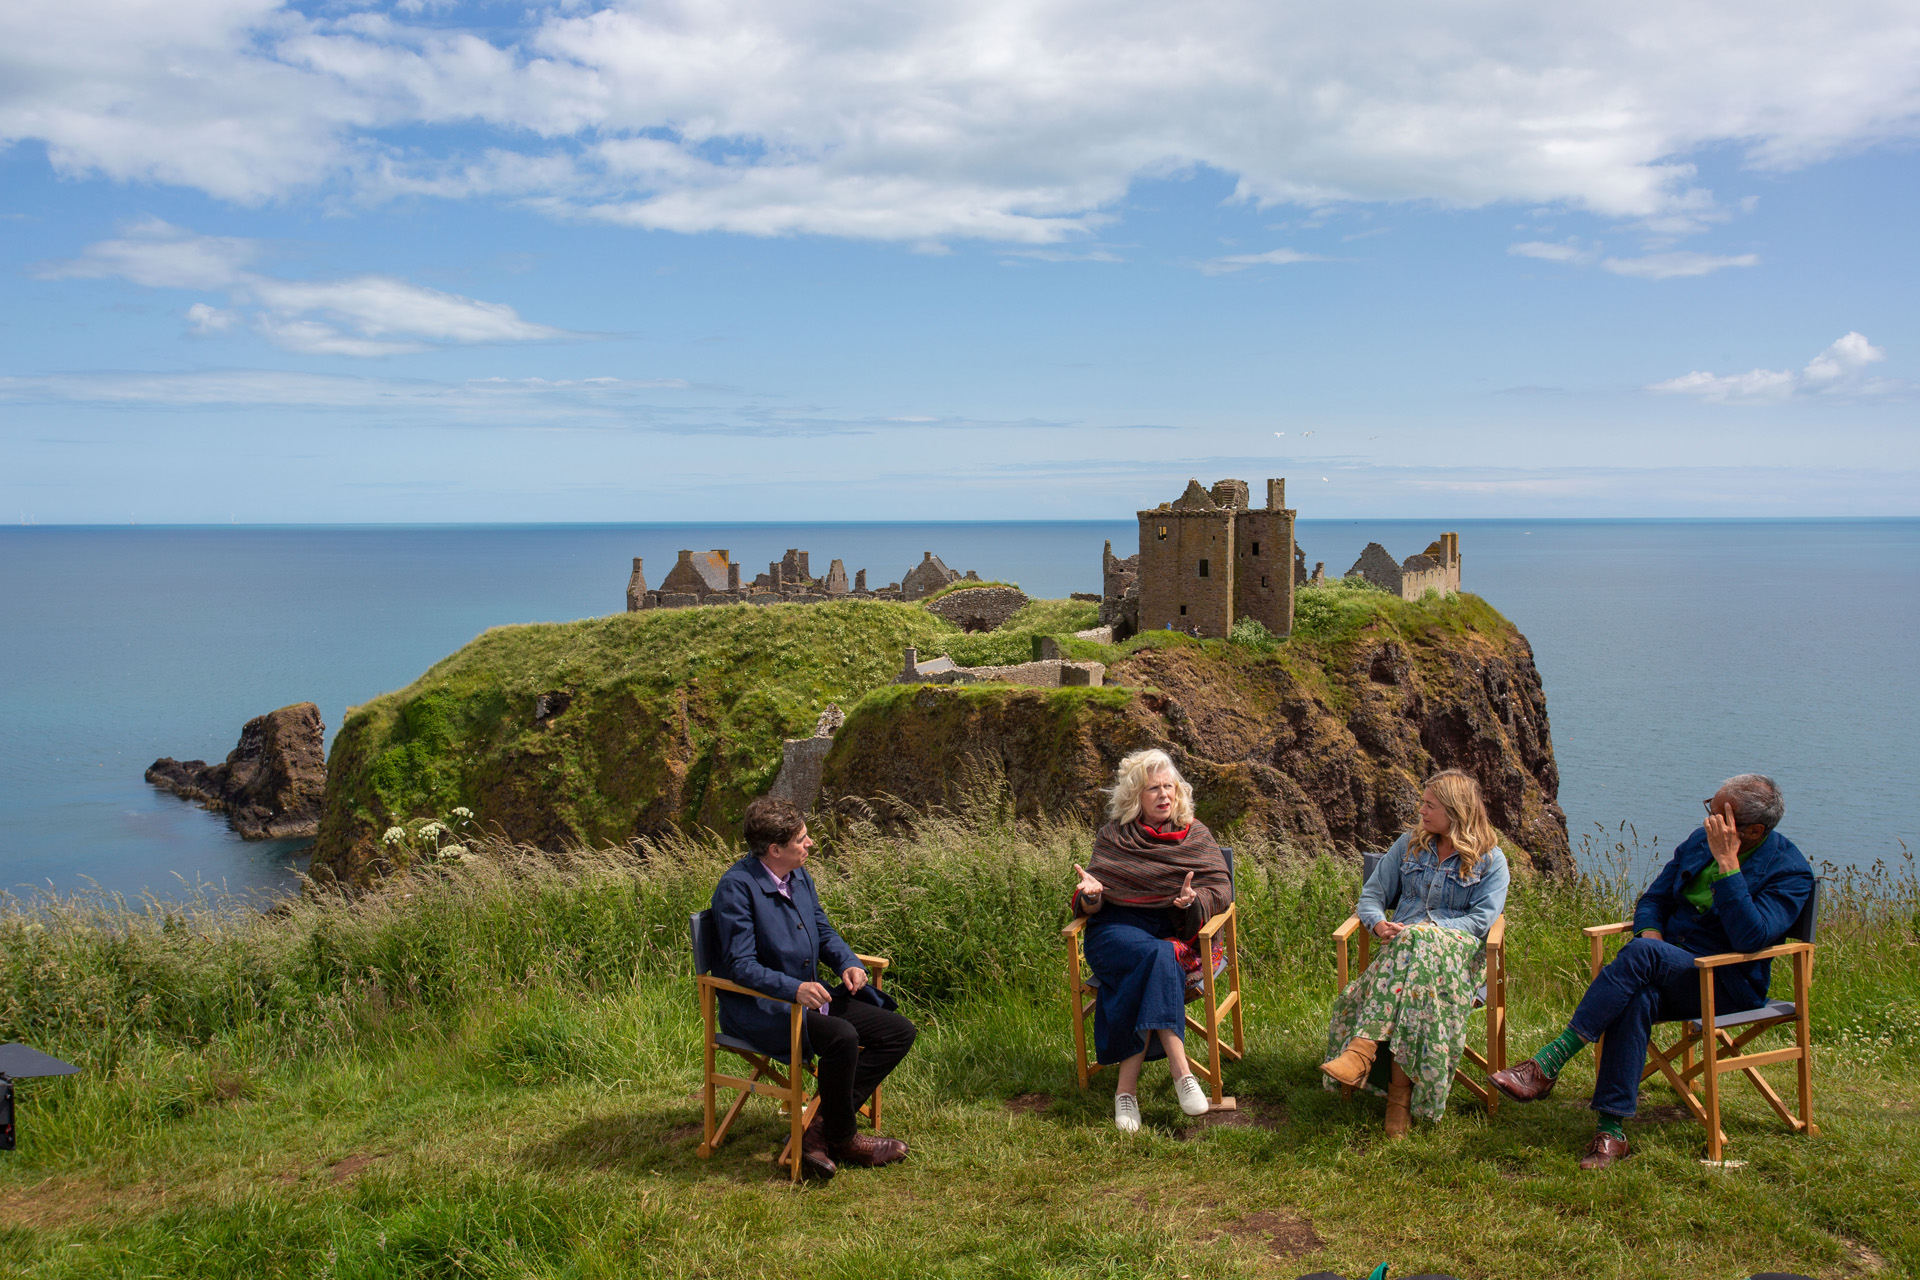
left=1680, top=849, right=1752, bottom=914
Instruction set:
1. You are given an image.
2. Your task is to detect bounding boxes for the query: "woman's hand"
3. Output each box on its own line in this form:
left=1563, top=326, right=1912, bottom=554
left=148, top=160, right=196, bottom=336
left=1372, top=920, right=1406, bottom=941
left=1171, top=870, right=1197, bottom=909
left=1073, top=863, right=1105, bottom=902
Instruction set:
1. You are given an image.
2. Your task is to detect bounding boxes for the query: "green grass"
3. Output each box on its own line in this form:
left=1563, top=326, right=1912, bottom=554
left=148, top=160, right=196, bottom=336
left=4, top=814, right=1917, bottom=1279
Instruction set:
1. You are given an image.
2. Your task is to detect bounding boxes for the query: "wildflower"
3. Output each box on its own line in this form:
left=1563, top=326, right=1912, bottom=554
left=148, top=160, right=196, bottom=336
left=451, top=807, right=474, bottom=821
left=416, top=821, right=447, bottom=840
left=382, top=827, right=406, bottom=845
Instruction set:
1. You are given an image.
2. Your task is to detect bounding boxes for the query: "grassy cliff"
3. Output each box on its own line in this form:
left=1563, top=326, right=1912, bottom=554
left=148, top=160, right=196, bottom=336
left=311, top=597, right=1100, bottom=884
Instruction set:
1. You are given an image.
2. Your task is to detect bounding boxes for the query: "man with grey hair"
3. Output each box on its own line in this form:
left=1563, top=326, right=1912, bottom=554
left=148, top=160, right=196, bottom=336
left=1490, top=774, right=1813, bottom=1169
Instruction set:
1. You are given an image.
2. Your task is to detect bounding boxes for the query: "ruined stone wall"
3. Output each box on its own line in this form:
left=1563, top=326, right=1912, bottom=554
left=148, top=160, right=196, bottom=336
left=1234, top=494, right=1296, bottom=636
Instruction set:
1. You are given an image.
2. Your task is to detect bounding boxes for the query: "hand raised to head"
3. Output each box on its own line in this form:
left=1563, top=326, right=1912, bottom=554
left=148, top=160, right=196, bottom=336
left=1705, top=806, right=1743, bottom=871
left=1171, top=870, right=1197, bottom=908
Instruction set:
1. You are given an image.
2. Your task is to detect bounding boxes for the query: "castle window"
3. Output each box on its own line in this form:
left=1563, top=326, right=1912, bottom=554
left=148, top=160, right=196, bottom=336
left=1261, top=575, right=1269, bottom=587
left=1251, top=541, right=1260, bottom=555
left=1198, top=559, right=1209, bottom=578
left=1179, top=604, right=1187, bottom=616
left=1157, top=526, right=1168, bottom=541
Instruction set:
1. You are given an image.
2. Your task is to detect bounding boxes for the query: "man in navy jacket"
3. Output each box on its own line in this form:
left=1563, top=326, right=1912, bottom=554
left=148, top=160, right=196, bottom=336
left=711, top=796, right=916, bottom=1180
left=1491, top=774, right=1813, bottom=1169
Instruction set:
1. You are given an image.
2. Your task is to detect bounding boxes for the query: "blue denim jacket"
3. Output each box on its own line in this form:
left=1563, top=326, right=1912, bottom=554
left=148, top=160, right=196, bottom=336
left=1356, top=831, right=1510, bottom=940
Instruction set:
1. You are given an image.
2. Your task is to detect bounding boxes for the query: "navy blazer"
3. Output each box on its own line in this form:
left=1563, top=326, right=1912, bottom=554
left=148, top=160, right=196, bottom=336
left=710, top=854, right=869, bottom=1057
left=1631, top=827, right=1814, bottom=1012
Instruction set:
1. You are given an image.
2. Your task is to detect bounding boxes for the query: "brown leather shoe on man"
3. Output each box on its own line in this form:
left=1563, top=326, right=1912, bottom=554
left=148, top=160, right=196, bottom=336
left=1488, top=1059, right=1557, bottom=1103
left=1578, top=1131, right=1631, bottom=1170
left=829, top=1132, right=909, bottom=1168
left=799, top=1114, right=836, bottom=1181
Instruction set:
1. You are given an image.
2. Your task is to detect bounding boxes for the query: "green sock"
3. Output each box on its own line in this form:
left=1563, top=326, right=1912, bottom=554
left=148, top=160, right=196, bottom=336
left=1595, top=1115, right=1627, bottom=1142
left=1532, top=1026, right=1586, bottom=1079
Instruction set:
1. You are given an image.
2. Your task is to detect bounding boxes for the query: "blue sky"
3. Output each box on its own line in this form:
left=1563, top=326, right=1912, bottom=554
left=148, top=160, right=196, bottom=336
left=3, top=0, right=1918, bottom=522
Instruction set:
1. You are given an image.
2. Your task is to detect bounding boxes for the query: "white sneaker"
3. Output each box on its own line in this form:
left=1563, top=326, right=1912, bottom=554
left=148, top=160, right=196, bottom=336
left=1175, top=1073, right=1210, bottom=1116
left=1114, top=1093, right=1141, bottom=1133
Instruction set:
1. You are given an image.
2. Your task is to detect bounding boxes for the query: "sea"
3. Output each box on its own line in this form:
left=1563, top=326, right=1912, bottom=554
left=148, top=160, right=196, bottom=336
left=2, top=520, right=1915, bottom=902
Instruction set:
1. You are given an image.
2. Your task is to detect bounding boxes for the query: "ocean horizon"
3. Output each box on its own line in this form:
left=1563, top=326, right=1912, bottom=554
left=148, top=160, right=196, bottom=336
left=4, top=517, right=1915, bottom=901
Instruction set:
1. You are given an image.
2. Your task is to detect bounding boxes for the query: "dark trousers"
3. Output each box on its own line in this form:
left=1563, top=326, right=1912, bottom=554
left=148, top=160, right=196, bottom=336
left=804, top=993, right=917, bottom=1143
left=1569, top=936, right=1756, bottom=1118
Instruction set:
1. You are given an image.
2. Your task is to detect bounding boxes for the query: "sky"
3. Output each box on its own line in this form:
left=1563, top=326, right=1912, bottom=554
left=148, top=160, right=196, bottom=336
left=2, top=0, right=1918, bottom=522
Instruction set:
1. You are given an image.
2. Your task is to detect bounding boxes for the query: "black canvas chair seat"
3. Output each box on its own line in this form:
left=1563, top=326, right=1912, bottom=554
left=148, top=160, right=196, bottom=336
left=1687, top=998, right=1797, bottom=1033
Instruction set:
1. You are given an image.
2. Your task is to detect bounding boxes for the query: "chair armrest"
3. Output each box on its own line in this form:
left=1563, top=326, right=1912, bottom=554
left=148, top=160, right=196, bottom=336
left=1583, top=921, right=1632, bottom=939
left=1485, top=914, right=1506, bottom=951
left=1196, top=903, right=1235, bottom=941
left=1333, top=915, right=1363, bottom=941
left=697, top=973, right=800, bottom=1006
left=1061, top=916, right=1088, bottom=939
left=1692, top=941, right=1814, bottom=969
left=854, top=953, right=890, bottom=972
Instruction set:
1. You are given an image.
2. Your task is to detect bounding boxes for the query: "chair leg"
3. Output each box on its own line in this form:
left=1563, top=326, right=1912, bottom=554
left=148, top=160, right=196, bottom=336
left=1068, top=937, right=1092, bottom=1090
left=1700, top=971, right=1724, bottom=1161
left=1795, top=951, right=1819, bottom=1137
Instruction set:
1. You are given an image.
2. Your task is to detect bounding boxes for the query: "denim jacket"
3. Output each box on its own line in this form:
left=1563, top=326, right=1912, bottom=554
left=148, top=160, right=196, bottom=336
left=1356, top=831, right=1510, bottom=940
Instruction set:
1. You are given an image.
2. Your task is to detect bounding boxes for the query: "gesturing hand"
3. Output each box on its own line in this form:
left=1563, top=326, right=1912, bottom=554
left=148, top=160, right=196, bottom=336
left=841, top=966, right=867, bottom=995
left=1073, top=863, right=1104, bottom=900
left=1373, top=920, right=1406, bottom=941
left=796, top=981, right=832, bottom=1010
left=1171, top=870, right=1197, bottom=909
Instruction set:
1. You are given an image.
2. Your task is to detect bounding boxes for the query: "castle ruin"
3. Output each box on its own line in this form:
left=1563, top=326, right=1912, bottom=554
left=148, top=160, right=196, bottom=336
left=626, top=548, right=983, bottom=611
left=1346, top=534, right=1461, bottom=600
left=1102, top=477, right=1302, bottom=640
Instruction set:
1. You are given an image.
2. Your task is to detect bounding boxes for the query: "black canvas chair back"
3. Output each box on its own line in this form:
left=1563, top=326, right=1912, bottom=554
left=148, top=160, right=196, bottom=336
left=1789, top=879, right=1822, bottom=945
left=1221, top=845, right=1235, bottom=894
left=690, top=909, right=719, bottom=977
left=1361, top=849, right=1387, bottom=886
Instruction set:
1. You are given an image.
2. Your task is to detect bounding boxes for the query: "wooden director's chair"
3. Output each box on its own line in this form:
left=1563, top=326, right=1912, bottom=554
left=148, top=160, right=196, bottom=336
left=1063, top=846, right=1246, bottom=1110
left=1330, top=850, right=1510, bottom=1111
left=690, top=909, right=891, bottom=1183
left=1583, top=879, right=1821, bottom=1162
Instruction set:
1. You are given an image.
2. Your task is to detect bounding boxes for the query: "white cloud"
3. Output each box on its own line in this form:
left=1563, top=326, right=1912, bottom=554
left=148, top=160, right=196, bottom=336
left=1601, top=251, right=1759, bottom=279
left=1509, top=240, right=1595, bottom=264
left=4, top=1, right=1920, bottom=241
left=1198, top=248, right=1328, bottom=275
left=1649, top=331, right=1901, bottom=403
left=39, top=220, right=568, bottom=355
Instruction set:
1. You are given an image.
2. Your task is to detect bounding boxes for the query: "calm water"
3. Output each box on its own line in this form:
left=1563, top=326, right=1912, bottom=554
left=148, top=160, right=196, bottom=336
left=2, top=520, right=1914, bottom=900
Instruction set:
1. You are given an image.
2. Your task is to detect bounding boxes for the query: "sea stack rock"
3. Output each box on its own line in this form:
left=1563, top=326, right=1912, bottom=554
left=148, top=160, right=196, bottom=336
left=146, top=702, right=327, bottom=839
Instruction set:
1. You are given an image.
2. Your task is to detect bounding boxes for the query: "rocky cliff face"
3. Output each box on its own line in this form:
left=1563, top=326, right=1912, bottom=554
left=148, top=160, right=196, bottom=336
left=146, top=702, right=328, bottom=839
left=819, top=604, right=1569, bottom=874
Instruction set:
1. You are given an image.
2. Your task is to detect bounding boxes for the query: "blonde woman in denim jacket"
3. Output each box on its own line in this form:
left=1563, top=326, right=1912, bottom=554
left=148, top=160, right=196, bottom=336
left=1319, top=769, right=1510, bottom=1138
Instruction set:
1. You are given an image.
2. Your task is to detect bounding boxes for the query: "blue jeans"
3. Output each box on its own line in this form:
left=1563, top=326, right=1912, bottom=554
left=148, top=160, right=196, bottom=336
left=1083, top=905, right=1187, bottom=1066
left=1569, top=937, right=1756, bottom=1118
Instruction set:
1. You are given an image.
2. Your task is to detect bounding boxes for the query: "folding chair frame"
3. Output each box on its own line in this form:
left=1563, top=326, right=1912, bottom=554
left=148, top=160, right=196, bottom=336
left=695, top=952, right=889, bottom=1183
left=1331, top=912, right=1508, bottom=1111
left=1063, top=900, right=1245, bottom=1110
left=1584, top=922, right=1818, bottom=1161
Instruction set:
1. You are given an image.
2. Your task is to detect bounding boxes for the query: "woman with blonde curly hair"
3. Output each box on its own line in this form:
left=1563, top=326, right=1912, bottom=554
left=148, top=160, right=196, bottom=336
left=1320, top=769, right=1510, bottom=1138
left=1070, top=748, right=1233, bottom=1132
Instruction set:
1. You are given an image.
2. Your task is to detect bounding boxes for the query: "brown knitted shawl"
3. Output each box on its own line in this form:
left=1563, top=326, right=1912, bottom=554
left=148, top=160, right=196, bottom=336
left=1077, top=817, right=1232, bottom=939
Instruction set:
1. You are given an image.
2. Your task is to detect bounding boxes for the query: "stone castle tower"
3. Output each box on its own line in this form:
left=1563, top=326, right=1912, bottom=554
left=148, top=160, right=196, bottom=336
left=1135, top=477, right=1298, bottom=638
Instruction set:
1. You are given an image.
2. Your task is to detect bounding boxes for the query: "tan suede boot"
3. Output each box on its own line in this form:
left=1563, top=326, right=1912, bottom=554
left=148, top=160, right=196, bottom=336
left=1320, top=1036, right=1378, bottom=1087
left=1385, top=1061, right=1413, bottom=1139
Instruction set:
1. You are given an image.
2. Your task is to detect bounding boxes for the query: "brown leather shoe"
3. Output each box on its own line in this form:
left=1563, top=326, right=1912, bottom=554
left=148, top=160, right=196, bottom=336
left=799, top=1114, right=836, bottom=1181
left=1578, top=1131, right=1631, bottom=1170
left=1384, top=1064, right=1413, bottom=1140
left=1320, top=1036, right=1378, bottom=1088
left=829, top=1132, right=909, bottom=1168
left=1489, top=1059, right=1557, bottom=1103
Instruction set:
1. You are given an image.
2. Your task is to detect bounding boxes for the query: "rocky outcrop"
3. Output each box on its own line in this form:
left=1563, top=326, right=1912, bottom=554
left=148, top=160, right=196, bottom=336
left=820, top=613, right=1570, bottom=874
left=146, top=702, right=327, bottom=839
left=924, top=585, right=1029, bottom=632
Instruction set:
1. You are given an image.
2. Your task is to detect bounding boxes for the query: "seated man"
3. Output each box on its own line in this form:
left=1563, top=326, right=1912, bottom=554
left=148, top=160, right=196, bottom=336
left=710, top=796, right=916, bottom=1180
left=1491, top=773, right=1812, bottom=1169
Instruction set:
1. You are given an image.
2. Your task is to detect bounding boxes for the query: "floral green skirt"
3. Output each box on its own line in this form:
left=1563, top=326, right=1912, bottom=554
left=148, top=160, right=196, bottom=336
left=1321, top=924, right=1483, bottom=1121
